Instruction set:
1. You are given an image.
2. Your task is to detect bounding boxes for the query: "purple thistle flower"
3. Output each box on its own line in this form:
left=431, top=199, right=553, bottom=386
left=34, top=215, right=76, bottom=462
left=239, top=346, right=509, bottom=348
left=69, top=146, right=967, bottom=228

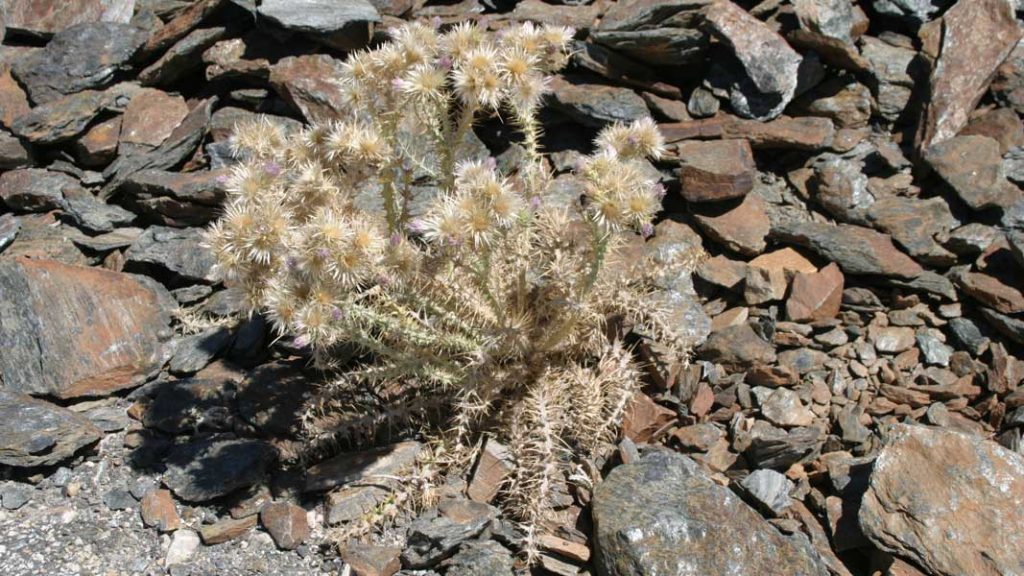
left=216, top=174, right=230, bottom=185
left=286, top=256, right=299, bottom=269
left=293, top=335, right=309, bottom=349
left=430, top=16, right=442, bottom=29
left=485, top=156, right=497, bottom=170
left=653, top=183, right=667, bottom=199
left=331, top=307, right=343, bottom=321
left=640, top=222, right=655, bottom=239
left=406, top=219, right=427, bottom=234
left=317, top=248, right=330, bottom=259
left=529, top=196, right=542, bottom=211
left=264, top=161, right=283, bottom=176
left=389, top=232, right=402, bottom=247
left=437, top=55, right=453, bottom=71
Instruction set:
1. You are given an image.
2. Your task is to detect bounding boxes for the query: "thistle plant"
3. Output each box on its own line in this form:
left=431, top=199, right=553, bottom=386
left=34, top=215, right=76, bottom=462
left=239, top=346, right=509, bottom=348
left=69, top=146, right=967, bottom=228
left=206, top=20, right=693, bottom=559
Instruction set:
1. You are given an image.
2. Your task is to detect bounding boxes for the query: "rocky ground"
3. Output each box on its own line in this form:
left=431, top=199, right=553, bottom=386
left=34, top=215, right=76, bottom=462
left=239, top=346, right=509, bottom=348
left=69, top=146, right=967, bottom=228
left=1, top=0, right=1024, bottom=575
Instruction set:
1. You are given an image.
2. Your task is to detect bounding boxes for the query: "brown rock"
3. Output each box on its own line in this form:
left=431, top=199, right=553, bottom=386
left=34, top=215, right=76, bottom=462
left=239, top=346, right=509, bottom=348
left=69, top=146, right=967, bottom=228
left=0, top=67, right=30, bottom=129
left=270, top=54, right=348, bottom=123
left=749, top=248, right=818, bottom=279
left=676, top=139, right=756, bottom=202
left=199, top=515, right=257, bottom=545
left=960, top=107, right=1024, bottom=154
left=866, top=196, right=959, bottom=266
left=509, top=0, right=602, bottom=30
left=744, top=265, right=788, bottom=305
left=10, top=84, right=138, bottom=145
left=925, top=135, right=1020, bottom=211
left=786, top=262, right=844, bottom=323
left=771, top=221, right=923, bottom=278
left=0, top=258, right=170, bottom=398
left=539, top=533, right=590, bottom=563
left=870, top=326, right=916, bottom=354
left=467, top=438, right=513, bottom=504
left=623, top=394, right=676, bottom=443
left=305, top=441, right=421, bottom=493
left=138, top=0, right=227, bottom=61
left=956, top=271, right=1024, bottom=315
left=141, top=489, right=181, bottom=532
left=692, top=194, right=770, bottom=256
left=119, top=89, right=190, bottom=150
left=860, top=425, right=1024, bottom=576
left=138, top=27, right=227, bottom=87
left=672, top=423, right=724, bottom=452
left=689, top=381, right=715, bottom=418
left=711, top=307, right=749, bottom=332
left=2, top=0, right=135, bottom=37
left=342, top=545, right=402, bottom=576
left=260, top=502, right=310, bottom=550
left=696, top=254, right=747, bottom=291
left=74, top=116, right=122, bottom=168
left=697, top=323, right=777, bottom=371
left=919, top=0, right=1022, bottom=149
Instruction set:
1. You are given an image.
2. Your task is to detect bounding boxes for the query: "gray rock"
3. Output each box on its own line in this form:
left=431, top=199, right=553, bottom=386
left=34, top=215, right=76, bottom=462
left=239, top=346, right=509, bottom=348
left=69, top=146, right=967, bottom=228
left=810, top=155, right=873, bottom=224
left=125, top=226, right=217, bottom=283
left=10, top=84, right=138, bottom=145
left=11, top=22, right=148, bottom=105
left=103, top=488, right=138, bottom=510
left=948, top=317, right=989, bottom=355
left=883, top=271, right=958, bottom=302
left=165, top=529, right=200, bottom=566
left=62, top=194, right=136, bottom=233
left=0, top=168, right=77, bottom=212
left=871, top=0, right=940, bottom=22
left=771, top=220, right=922, bottom=278
left=794, top=0, right=858, bottom=43
left=163, top=438, right=275, bottom=502
left=442, top=541, right=514, bottom=576
left=836, top=405, right=872, bottom=444
left=258, top=0, right=380, bottom=51
left=70, top=227, right=144, bottom=252
left=745, top=421, right=823, bottom=470
left=591, top=0, right=710, bottom=67
left=0, top=130, right=34, bottom=169
left=171, top=285, right=213, bottom=305
left=687, top=86, right=719, bottom=118
left=860, top=36, right=916, bottom=122
left=0, top=213, right=20, bottom=254
left=168, top=326, right=233, bottom=376
left=0, top=483, right=33, bottom=510
left=549, top=75, right=650, bottom=128
left=979, top=307, right=1024, bottom=347
left=705, top=0, right=803, bottom=120
left=82, top=405, right=131, bottom=432
left=402, top=499, right=496, bottom=568
left=143, top=378, right=232, bottom=435
left=0, top=388, right=102, bottom=467
left=916, top=331, right=952, bottom=366
left=592, top=450, right=829, bottom=576
left=738, top=469, right=794, bottom=515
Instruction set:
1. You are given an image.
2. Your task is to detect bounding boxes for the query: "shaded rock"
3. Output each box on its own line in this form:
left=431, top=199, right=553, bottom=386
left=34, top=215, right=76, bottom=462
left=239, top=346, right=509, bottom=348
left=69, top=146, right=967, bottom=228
left=745, top=421, right=823, bottom=470
left=919, top=0, right=1022, bottom=149
left=739, top=468, right=793, bottom=515
left=591, top=0, right=710, bottom=67
left=925, top=135, right=1019, bottom=211
left=692, top=193, right=768, bottom=256
left=787, top=263, right=844, bottom=322
left=0, top=168, right=77, bottom=213
left=270, top=55, right=348, bottom=123
left=790, top=78, right=871, bottom=129
left=306, top=441, right=422, bottom=493
left=860, top=36, right=915, bottom=122
left=771, top=221, right=922, bottom=278
left=125, top=226, right=217, bottom=283
left=704, top=0, right=802, bottom=120
left=138, top=26, right=227, bottom=87
left=11, top=22, right=148, bottom=105
left=948, top=316, right=989, bottom=355
left=687, top=86, right=719, bottom=118
left=0, top=258, right=170, bottom=398
left=258, top=0, right=380, bottom=51
left=163, top=437, right=275, bottom=502
left=955, top=271, right=1024, bottom=315
left=980, top=307, right=1024, bottom=347
left=549, top=75, right=649, bottom=128
left=866, top=196, right=959, bottom=265
left=0, top=130, right=33, bottom=170
left=860, top=424, right=1024, bottom=576
left=442, top=541, right=514, bottom=576
left=168, top=326, right=233, bottom=376
left=697, top=323, right=776, bottom=371
left=236, top=361, right=313, bottom=437
left=120, top=168, right=228, bottom=226
left=0, top=388, right=102, bottom=467
left=143, top=377, right=230, bottom=434
left=74, top=116, right=122, bottom=168
left=593, top=450, right=829, bottom=576
left=137, top=0, right=228, bottom=60
left=261, top=502, right=310, bottom=550
left=676, top=139, right=756, bottom=203
left=199, top=514, right=257, bottom=545
left=402, top=499, right=495, bottom=569
left=140, top=488, right=181, bottom=532
left=2, top=0, right=135, bottom=37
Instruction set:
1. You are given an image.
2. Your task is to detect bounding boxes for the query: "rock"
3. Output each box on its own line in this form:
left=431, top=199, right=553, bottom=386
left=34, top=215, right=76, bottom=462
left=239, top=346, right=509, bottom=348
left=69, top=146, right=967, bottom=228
left=925, top=135, right=1019, bottom=211
left=119, top=89, right=190, bottom=151
left=919, top=0, right=1022, bottom=149
left=866, top=196, right=959, bottom=265
left=810, top=154, right=872, bottom=224
left=0, top=130, right=33, bottom=170
left=306, top=441, right=422, bottom=493
left=103, top=488, right=137, bottom=510
left=870, top=326, right=916, bottom=354
left=1, top=212, right=90, bottom=265
left=697, top=323, right=777, bottom=371
left=786, top=263, right=844, bottom=322
left=165, top=529, right=200, bottom=566
left=744, top=421, right=823, bottom=470
left=258, top=0, right=380, bottom=51
left=402, top=499, right=495, bottom=568
left=125, top=226, right=217, bottom=284
left=749, top=248, right=818, bottom=278
left=235, top=360, right=312, bottom=437
left=270, top=55, right=349, bottom=123
left=961, top=108, right=1024, bottom=154
left=676, top=139, right=756, bottom=202
left=955, top=271, right=1024, bottom=315
left=138, top=0, right=227, bottom=61
left=0, top=213, right=20, bottom=254
left=162, top=438, right=275, bottom=502
left=793, top=0, right=859, bottom=44
left=753, top=385, right=814, bottom=429
left=0, top=258, right=170, bottom=398
left=2, top=0, right=135, bottom=37
left=11, top=22, right=148, bottom=105
left=697, top=254, right=746, bottom=291
left=623, top=393, right=677, bottom=443
left=120, top=168, right=229, bottom=226
left=0, top=67, right=31, bottom=129
left=660, top=115, right=836, bottom=150
left=10, top=84, right=137, bottom=145
left=199, top=514, right=258, bottom=545
left=0, top=168, right=77, bottom=212
left=0, top=389, right=102, bottom=467
left=687, top=86, right=719, bottom=118
left=140, top=488, right=181, bottom=532
left=739, top=469, right=794, bottom=515
left=143, top=377, right=231, bottom=434
left=590, top=0, right=709, bottom=67
left=342, top=545, right=403, bottom=576
left=138, top=26, right=227, bottom=87
left=980, top=307, right=1024, bottom=347
left=442, top=541, right=515, bottom=576
left=549, top=75, right=649, bottom=128
left=74, top=116, right=122, bottom=167
left=790, top=78, right=871, bottom=129
left=860, top=36, right=916, bottom=122
left=710, top=306, right=748, bottom=332
left=916, top=332, right=953, bottom=366
left=261, top=502, right=310, bottom=550
left=948, top=316, right=989, bottom=355
left=0, top=483, right=33, bottom=510
left=704, top=0, right=802, bottom=120
left=168, top=326, right=233, bottom=376
left=860, top=424, right=1024, bottom=576
left=62, top=193, right=136, bottom=234
left=593, top=450, right=829, bottom=576
left=467, top=438, right=513, bottom=504
left=871, top=0, right=937, bottom=22
left=771, top=221, right=922, bottom=278
left=744, top=265, right=788, bottom=305
left=692, top=193, right=770, bottom=256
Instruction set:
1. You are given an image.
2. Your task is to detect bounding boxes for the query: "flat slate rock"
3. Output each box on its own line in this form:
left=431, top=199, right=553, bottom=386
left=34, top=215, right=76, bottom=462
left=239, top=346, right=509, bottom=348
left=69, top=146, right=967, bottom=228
left=162, top=437, right=275, bottom=502
left=860, top=424, right=1024, bottom=576
left=772, top=220, right=922, bottom=278
left=0, top=388, right=102, bottom=467
left=2, top=0, right=135, bottom=37
left=0, top=258, right=171, bottom=399
left=592, top=450, right=829, bottom=576
left=10, top=84, right=138, bottom=145
left=125, top=226, right=217, bottom=283
left=11, top=22, right=148, bottom=105
left=258, top=0, right=380, bottom=51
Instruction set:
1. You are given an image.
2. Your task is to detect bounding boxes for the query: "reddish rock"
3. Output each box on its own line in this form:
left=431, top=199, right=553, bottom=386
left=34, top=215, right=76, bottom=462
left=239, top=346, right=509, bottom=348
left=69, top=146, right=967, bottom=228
left=623, top=393, right=676, bottom=443
left=786, top=263, right=844, bottom=323
left=919, top=0, right=1022, bottom=149
left=925, top=135, right=1020, bottom=211
left=74, top=116, right=122, bottom=168
left=467, top=438, right=513, bottom=504
left=2, top=0, right=135, bottom=37
left=661, top=116, right=835, bottom=151
left=0, top=67, right=31, bottom=129
left=138, top=0, right=227, bottom=61
left=261, top=502, right=310, bottom=550
left=689, top=382, right=715, bottom=418
left=10, top=85, right=138, bottom=145
left=697, top=323, right=777, bottom=371
left=956, top=271, right=1024, bottom=315
left=0, top=258, right=170, bottom=399
left=711, top=307, right=749, bottom=332
left=141, top=489, right=181, bottom=532
left=270, top=54, right=348, bottom=123
left=120, top=89, right=190, bottom=150
left=860, top=425, right=1024, bottom=576
left=676, top=139, right=756, bottom=202
left=692, top=194, right=770, bottom=256
left=749, top=248, right=818, bottom=279
left=959, top=108, right=1024, bottom=154
left=199, top=515, right=257, bottom=545
left=696, top=254, right=746, bottom=291
left=0, top=168, right=78, bottom=212
left=342, top=545, right=402, bottom=576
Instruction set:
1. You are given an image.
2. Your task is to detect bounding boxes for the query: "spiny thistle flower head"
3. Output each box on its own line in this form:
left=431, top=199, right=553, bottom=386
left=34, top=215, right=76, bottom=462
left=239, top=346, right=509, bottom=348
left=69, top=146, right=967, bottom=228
left=206, top=20, right=695, bottom=563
